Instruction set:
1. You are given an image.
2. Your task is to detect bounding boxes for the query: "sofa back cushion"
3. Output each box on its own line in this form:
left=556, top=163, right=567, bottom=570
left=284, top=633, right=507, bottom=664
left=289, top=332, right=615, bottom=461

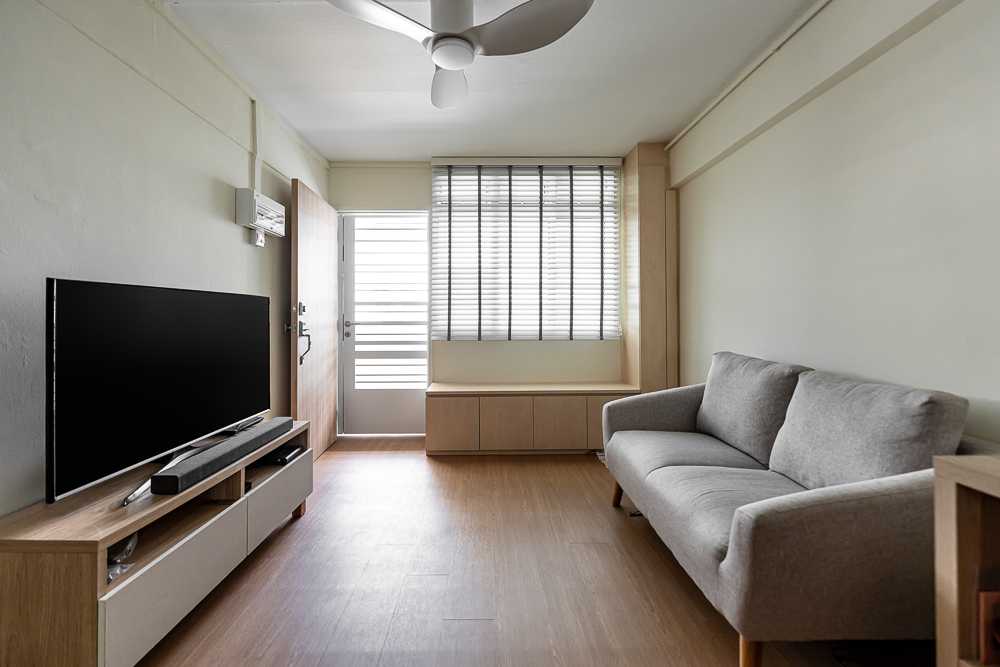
left=769, top=371, right=969, bottom=489
left=696, top=352, right=810, bottom=465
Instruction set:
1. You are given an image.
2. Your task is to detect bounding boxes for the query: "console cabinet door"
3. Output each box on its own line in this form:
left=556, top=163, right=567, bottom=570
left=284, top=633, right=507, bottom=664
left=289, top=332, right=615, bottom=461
left=480, top=397, right=533, bottom=451
left=426, top=397, right=479, bottom=451
left=98, top=501, right=247, bottom=667
left=246, top=451, right=313, bottom=552
left=533, top=396, right=587, bottom=450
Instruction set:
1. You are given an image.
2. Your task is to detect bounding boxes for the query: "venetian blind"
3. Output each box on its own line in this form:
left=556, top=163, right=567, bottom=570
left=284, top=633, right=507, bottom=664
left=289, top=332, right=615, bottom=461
left=431, top=164, right=620, bottom=341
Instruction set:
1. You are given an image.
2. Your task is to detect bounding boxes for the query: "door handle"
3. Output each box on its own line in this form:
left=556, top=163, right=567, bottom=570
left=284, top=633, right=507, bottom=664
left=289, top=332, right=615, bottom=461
left=298, top=320, right=312, bottom=365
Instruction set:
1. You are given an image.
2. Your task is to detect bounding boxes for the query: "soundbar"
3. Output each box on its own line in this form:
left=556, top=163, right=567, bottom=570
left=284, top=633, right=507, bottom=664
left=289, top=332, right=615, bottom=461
left=150, top=417, right=293, bottom=494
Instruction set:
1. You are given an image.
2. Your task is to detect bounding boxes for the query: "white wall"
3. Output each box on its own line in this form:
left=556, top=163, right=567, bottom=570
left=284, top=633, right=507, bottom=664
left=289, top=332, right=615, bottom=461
left=0, top=0, right=329, bottom=514
left=674, top=0, right=1000, bottom=441
left=329, top=162, right=623, bottom=384
left=669, top=0, right=959, bottom=186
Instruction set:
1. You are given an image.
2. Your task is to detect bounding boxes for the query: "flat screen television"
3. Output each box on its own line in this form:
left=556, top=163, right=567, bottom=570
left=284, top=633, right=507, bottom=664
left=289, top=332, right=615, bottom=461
left=46, top=278, right=270, bottom=502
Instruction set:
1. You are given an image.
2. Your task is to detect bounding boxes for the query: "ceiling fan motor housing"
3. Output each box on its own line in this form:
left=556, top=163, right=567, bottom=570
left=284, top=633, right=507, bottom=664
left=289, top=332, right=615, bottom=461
left=431, top=36, right=475, bottom=70
left=430, top=0, right=474, bottom=33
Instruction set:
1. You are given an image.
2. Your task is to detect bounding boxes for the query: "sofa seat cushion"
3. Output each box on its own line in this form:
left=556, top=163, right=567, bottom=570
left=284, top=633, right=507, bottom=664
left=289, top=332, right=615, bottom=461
left=641, top=466, right=806, bottom=603
left=696, top=352, right=810, bottom=465
left=770, top=371, right=970, bottom=489
left=606, top=431, right=765, bottom=508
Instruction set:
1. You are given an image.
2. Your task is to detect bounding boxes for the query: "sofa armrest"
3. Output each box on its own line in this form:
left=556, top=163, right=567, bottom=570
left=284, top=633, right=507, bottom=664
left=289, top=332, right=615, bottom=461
left=602, top=383, right=705, bottom=447
left=718, top=469, right=935, bottom=641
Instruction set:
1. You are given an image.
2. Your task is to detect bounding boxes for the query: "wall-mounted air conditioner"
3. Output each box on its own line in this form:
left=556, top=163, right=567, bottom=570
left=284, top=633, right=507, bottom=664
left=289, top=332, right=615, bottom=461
left=236, top=188, right=286, bottom=237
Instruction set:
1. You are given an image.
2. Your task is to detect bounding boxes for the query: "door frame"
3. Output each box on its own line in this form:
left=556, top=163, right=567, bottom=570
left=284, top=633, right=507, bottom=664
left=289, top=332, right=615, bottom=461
left=336, top=209, right=431, bottom=436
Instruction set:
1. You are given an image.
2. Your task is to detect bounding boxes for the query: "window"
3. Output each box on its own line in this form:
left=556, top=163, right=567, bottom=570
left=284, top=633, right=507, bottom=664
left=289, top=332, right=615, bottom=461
left=430, top=163, right=621, bottom=341
left=346, top=214, right=428, bottom=389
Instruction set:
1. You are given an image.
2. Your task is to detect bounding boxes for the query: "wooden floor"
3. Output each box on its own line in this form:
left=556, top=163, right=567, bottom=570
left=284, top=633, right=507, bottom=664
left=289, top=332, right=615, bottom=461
left=142, top=438, right=932, bottom=667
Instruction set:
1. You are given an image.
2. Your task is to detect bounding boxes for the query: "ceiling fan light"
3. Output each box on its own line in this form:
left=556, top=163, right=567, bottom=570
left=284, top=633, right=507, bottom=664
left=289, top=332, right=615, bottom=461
left=431, top=68, right=468, bottom=109
left=431, top=37, right=475, bottom=70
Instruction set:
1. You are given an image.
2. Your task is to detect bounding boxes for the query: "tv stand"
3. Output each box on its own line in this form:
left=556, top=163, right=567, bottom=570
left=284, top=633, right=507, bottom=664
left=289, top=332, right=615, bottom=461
left=0, top=420, right=311, bottom=667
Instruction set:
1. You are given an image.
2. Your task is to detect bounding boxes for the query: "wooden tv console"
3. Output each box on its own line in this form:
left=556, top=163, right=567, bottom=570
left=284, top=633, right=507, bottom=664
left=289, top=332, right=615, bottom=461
left=0, top=420, right=311, bottom=667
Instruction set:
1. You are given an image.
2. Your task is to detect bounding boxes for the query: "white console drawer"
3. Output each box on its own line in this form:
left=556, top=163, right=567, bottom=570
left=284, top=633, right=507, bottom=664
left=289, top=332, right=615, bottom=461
left=246, top=449, right=313, bottom=552
left=98, top=500, right=248, bottom=667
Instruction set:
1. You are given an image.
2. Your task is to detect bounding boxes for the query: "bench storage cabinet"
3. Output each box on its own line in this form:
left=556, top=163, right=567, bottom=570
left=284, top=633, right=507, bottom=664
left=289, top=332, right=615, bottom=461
left=426, top=384, right=639, bottom=454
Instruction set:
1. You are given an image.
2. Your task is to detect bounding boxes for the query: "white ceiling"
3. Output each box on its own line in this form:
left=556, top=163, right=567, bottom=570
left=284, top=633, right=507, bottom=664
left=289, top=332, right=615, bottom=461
left=171, top=0, right=812, bottom=161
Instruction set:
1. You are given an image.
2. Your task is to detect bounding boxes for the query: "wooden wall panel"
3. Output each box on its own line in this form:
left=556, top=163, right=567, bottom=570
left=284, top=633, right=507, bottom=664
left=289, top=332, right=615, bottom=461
left=621, top=144, right=674, bottom=392
left=638, top=146, right=668, bottom=392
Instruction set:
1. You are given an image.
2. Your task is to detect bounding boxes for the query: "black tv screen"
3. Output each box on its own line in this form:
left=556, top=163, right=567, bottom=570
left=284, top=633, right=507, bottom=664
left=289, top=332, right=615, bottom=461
left=46, top=279, right=270, bottom=502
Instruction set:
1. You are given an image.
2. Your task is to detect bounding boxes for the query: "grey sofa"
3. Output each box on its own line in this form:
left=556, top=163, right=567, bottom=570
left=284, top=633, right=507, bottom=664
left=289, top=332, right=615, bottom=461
left=603, top=352, right=970, bottom=667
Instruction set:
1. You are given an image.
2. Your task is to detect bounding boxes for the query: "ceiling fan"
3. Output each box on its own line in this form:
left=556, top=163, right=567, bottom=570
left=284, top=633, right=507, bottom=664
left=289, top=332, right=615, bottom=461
left=325, top=0, right=595, bottom=109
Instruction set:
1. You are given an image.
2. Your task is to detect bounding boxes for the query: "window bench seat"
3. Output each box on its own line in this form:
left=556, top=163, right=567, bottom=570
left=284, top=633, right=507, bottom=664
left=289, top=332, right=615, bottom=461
left=425, top=382, right=640, bottom=453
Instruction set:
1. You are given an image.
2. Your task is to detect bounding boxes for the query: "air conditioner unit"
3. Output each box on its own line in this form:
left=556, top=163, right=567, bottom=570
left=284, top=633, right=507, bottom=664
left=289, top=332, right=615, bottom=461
left=236, top=188, right=286, bottom=237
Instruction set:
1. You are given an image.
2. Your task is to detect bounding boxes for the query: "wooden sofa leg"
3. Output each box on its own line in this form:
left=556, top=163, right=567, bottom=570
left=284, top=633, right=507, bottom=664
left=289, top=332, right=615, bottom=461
left=739, top=636, right=762, bottom=667
left=612, top=482, right=624, bottom=508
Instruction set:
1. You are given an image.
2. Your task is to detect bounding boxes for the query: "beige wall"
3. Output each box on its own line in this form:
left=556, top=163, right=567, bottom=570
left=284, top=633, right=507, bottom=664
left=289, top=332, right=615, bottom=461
left=329, top=162, right=623, bottom=384
left=674, top=0, right=1000, bottom=441
left=431, top=341, right=621, bottom=384
left=329, top=162, right=432, bottom=211
left=0, top=0, right=329, bottom=514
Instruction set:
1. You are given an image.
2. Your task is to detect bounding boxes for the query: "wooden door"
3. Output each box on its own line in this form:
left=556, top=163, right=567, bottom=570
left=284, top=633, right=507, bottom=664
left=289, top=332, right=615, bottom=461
left=290, top=179, right=338, bottom=459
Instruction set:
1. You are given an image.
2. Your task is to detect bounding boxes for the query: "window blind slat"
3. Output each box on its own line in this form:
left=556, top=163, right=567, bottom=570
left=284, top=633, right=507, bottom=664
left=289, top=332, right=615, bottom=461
left=431, top=164, right=620, bottom=341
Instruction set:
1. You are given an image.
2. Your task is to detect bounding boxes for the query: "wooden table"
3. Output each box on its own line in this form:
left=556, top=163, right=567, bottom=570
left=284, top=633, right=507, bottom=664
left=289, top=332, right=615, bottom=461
left=935, top=455, right=1000, bottom=666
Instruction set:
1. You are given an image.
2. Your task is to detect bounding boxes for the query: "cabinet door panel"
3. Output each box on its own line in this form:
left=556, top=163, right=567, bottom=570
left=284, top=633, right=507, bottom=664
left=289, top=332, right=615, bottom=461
left=587, top=395, right=630, bottom=450
left=99, top=502, right=247, bottom=667
left=426, top=397, right=479, bottom=451
left=533, top=396, right=587, bottom=450
left=480, top=397, right=533, bottom=450
left=246, top=450, right=313, bottom=552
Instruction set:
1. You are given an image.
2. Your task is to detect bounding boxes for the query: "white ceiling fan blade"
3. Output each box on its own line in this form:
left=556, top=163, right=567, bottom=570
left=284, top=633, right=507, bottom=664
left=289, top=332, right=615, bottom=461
left=462, top=0, right=594, bottom=56
left=431, top=67, right=468, bottom=109
left=325, top=0, right=435, bottom=44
